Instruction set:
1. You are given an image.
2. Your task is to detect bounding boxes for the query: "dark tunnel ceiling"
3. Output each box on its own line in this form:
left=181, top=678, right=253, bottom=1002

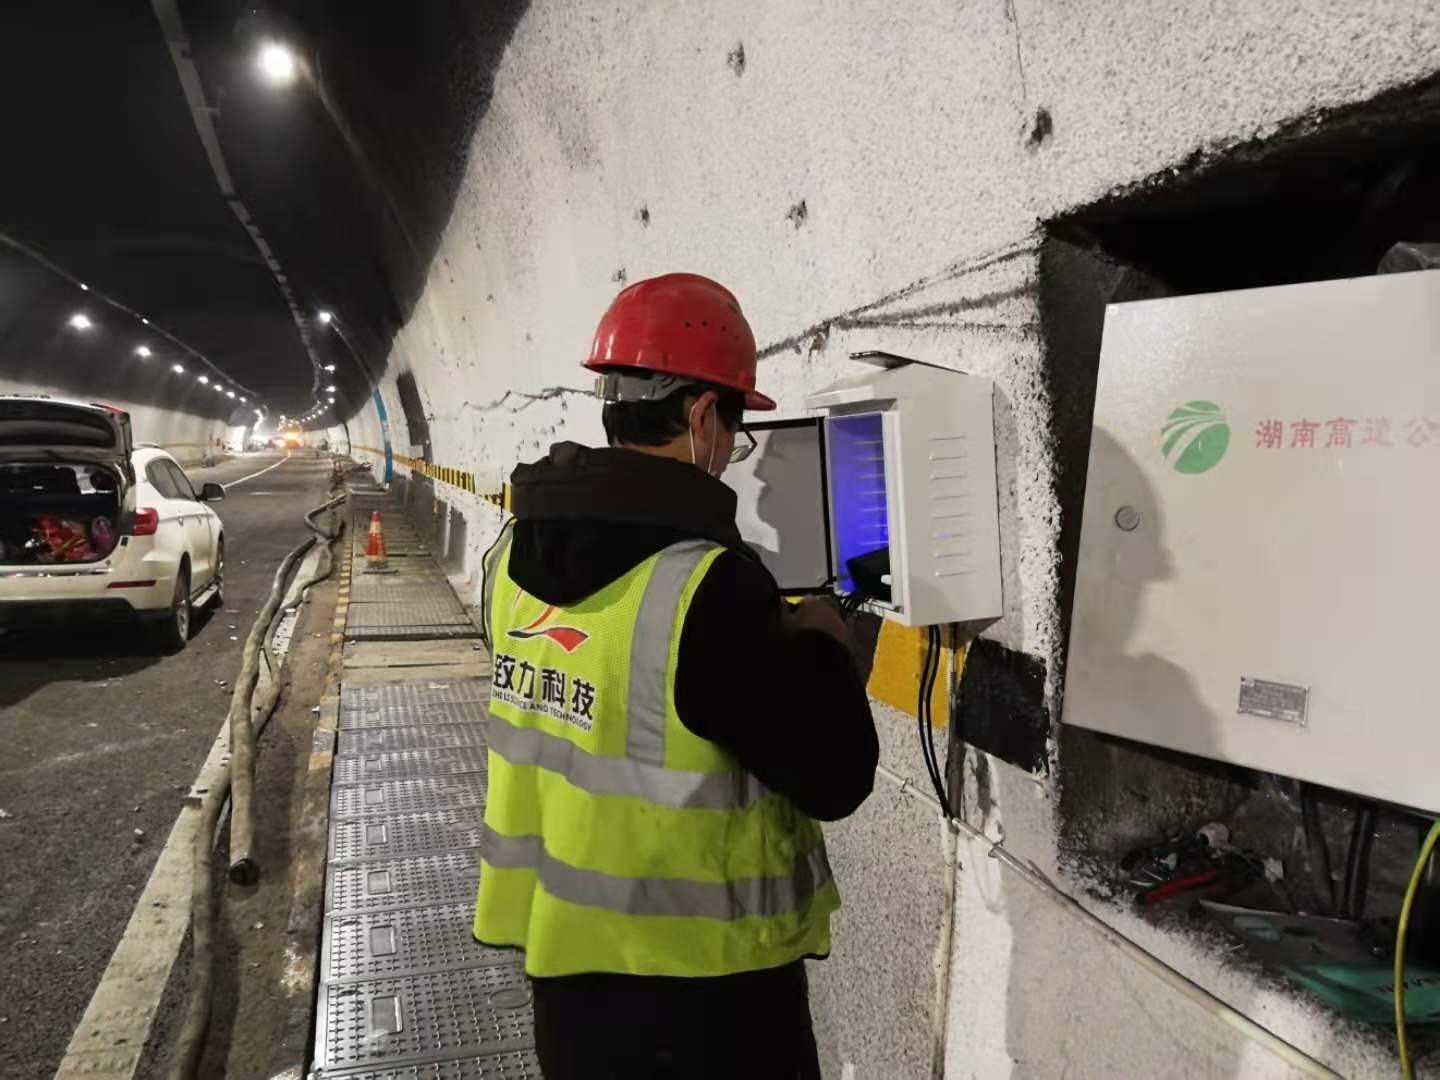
left=0, top=0, right=528, bottom=421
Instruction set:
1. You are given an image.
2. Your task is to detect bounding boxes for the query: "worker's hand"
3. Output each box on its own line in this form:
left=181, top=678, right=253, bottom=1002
left=782, top=597, right=848, bottom=645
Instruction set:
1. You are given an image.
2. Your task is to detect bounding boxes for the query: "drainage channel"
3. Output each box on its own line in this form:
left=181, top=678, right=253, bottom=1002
left=311, top=484, right=539, bottom=1079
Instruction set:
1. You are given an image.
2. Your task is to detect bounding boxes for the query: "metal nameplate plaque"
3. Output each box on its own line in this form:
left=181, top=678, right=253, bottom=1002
left=1238, top=677, right=1308, bottom=726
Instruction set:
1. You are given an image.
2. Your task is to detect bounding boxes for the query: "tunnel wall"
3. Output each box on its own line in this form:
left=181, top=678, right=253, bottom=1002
left=0, top=375, right=234, bottom=467
left=356, top=5, right=1440, bottom=1076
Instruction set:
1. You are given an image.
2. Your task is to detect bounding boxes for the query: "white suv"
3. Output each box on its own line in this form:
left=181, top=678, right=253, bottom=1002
left=0, top=397, right=226, bottom=651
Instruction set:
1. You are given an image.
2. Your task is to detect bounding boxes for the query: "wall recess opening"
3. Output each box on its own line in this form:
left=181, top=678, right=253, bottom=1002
left=1027, top=73, right=1440, bottom=1033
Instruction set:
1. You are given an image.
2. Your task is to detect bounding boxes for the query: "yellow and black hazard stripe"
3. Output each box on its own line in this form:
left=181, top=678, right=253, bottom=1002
left=381, top=451, right=504, bottom=505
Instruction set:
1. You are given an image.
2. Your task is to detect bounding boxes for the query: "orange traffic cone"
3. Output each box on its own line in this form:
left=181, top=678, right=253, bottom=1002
left=363, top=512, right=397, bottom=574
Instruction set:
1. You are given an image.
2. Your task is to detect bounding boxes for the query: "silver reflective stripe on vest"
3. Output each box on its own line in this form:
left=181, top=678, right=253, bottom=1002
left=482, top=520, right=515, bottom=636
left=625, top=540, right=719, bottom=765
left=487, top=713, right=771, bottom=810
left=483, top=825, right=833, bottom=920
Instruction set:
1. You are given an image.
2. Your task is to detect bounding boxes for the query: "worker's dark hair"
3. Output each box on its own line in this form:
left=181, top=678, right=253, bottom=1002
left=602, top=385, right=745, bottom=448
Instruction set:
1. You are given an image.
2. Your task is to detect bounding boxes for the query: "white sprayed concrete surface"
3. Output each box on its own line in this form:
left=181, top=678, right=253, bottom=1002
left=346, top=3, right=1440, bottom=1075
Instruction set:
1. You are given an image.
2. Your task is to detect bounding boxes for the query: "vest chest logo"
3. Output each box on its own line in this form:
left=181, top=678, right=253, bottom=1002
left=506, top=601, right=590, bottom=653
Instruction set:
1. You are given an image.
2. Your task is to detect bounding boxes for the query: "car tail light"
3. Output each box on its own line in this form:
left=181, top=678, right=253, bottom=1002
left=132, top=508, right=160, bottom=536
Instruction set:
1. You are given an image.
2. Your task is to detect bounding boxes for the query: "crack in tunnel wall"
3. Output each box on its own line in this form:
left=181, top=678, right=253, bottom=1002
left=337, top=4, right=1440, bottom=1076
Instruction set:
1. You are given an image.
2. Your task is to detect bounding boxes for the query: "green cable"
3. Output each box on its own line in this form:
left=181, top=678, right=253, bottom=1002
left=1396, top=820, right=1440, bottom=1079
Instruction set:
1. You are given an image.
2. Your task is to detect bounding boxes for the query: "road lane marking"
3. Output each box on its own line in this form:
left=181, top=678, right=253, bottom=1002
left=224, top=452, right=292, bottom=489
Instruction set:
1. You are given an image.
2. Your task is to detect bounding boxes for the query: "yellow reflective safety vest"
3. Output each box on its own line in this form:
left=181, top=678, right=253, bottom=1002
left=473, top=526, right=839, bottom=977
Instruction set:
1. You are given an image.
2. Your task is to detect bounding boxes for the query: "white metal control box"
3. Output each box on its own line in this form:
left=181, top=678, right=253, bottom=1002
left=726, top=355, right=1002, bottom=627
left=1063, top=271, right=1440, bottom=813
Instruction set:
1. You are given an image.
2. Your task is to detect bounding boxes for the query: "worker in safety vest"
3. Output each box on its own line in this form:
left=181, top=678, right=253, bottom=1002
left=474, top=273, right=878, bottom=1079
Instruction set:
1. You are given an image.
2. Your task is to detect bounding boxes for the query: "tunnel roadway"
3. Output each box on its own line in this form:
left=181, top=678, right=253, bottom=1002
left=0, top=451, right=335, bottom=1080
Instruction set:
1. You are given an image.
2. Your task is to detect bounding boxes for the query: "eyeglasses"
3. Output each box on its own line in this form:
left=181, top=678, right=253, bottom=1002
left=729, top=428, right=758, bottom=464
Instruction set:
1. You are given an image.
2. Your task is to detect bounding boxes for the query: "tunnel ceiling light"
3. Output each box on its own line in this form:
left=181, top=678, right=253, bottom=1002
left=141, top=317, right=150, bottom=325
left=227, top=391, right=236, bottom=398
left=240, top=396, right=247, bottom=403
left=317, top=310, right=333, bottom=325
left=68, top=312, right=93, bottom=331
left=198, top=375, right=209, bottom=384
left=134, top=345, right=152, bottom=358
left=257, top=41, right=297, bottom=85
left=172, top=363, right=185, bottom=373
left=326, top=384, right=336, bottom=392
left=79, top=282, right=89, bottom=292
left=324, top=364, right=336, bottom=372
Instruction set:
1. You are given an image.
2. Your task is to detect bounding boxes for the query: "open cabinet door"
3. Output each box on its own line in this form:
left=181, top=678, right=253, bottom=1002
left=725, top=418, right=833, bottom=595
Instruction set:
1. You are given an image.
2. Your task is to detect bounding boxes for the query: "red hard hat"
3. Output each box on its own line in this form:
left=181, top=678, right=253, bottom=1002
left=585, top=273, right=775, bottom=410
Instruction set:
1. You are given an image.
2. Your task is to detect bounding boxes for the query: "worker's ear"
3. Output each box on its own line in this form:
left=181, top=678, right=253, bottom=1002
left=688, top=390, right=720, bottom=438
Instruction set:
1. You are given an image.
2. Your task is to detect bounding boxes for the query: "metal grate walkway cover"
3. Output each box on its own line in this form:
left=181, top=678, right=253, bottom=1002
left=334, top=747, right=490, bottom=784
left=349, top=623, right=480, bottom=643
left=316, top=1050, right=542, bottom=1079
left=342, top=680, right=490, bottom=709
left=338, top=723, right=488, bottom=756
left=351, top=559, right=433, bottom=578
left=348, top=598, right=470, bottom=628
left=349, top=581, right=456, bottom=602
left=315, top=965, right=535, bottom=1073
left=338, top=700, right=491, bottom=731
left=348, top=624, right=481, bottom=643
left=320, top=655, right=532, bottom=1073
left=332, top=773, right=488, bottom=819
left=327, top=850, right=480, bottom=915
left=330, top=805, right=486, bottom=862
left=322, top=902, right=517, bottom=984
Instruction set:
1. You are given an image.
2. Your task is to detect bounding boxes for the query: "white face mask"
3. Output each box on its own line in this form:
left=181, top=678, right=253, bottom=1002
left=688, top=399, right=720, bottom=477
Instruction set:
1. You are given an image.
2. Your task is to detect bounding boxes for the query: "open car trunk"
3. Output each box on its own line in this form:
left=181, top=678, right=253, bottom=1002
left=0, top=398, right=134, bottom=566
left=0, top=463, right=125, bottom=565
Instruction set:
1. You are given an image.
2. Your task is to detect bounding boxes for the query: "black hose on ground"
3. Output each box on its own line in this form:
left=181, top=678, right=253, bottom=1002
left=228, top=493, right=345, bottom=884
left=167, top=490, right=345, bottom=1080
left=250, top=505, right=341, bottom=745
left=227, top=537, right=318, bottom=886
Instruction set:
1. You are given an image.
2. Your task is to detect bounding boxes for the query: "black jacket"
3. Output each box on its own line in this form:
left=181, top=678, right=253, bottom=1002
left=506, top=442, right=878, bottom=821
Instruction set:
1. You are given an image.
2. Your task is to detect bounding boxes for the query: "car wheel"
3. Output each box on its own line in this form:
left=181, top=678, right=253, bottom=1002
left=156, top=563, right=191, bottom=653
left=209, top=539, right=225, bottom=608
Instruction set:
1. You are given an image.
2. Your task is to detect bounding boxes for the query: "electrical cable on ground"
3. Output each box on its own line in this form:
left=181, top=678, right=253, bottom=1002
left=229, top=493, right=346, bottom=885
left=168, top=483, right=346, bottom=1080
left=1395, top=819, right=1440, bottom=1080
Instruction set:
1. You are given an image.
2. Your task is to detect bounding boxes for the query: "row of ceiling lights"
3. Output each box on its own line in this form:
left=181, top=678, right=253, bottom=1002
left=66, top=303, right=254, bottom=406
left=69, top=293, right=345, bottom=424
